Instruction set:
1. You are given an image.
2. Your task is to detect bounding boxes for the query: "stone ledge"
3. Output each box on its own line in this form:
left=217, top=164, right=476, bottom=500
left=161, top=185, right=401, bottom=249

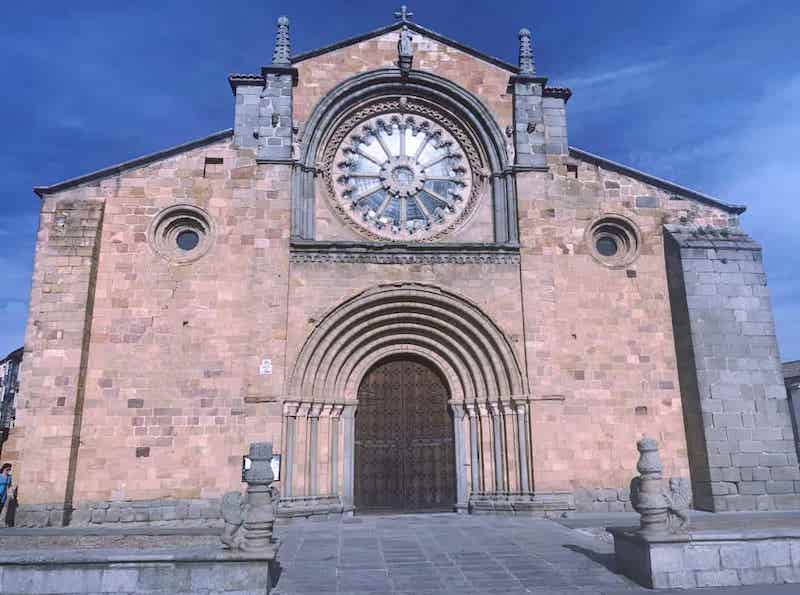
left=0, top=545, right=275, bottom=566
left=610, top=522, right=800, bottom=589
left=0, top=552, right=273, bottom=594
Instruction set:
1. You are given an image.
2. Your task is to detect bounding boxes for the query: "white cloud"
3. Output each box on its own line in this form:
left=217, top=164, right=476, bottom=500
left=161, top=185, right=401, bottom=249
left=562, top=60, right=667, bottom=89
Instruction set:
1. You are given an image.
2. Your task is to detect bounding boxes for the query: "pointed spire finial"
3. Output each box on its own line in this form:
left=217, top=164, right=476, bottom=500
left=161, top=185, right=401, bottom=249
left=272, top=16, right=291, bottom=66
left=518, top=28, right=535, bottom=75
left=394, top=5, right=414, bottom=23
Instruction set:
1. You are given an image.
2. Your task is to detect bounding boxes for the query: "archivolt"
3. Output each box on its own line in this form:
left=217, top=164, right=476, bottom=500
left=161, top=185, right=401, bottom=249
left=288, top=284, right=526, bottom=401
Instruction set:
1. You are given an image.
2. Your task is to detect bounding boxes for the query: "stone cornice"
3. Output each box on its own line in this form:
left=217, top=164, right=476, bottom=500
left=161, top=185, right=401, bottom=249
left=543, top=87, right=572, bottom=101
left=227, top=73, right=264, bottom=94
left=261, top=65, right=299, bottom=86
left=289, top=240, right=521, bottom=265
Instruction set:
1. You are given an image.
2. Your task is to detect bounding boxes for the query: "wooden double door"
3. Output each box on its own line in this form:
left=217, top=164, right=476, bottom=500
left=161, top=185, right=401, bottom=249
left=354, top=358, right=456, bottom=511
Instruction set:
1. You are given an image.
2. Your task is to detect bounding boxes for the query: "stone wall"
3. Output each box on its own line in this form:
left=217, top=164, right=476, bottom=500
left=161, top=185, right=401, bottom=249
left=613, top=527, right=800, bottom=589
left=513, top=154, right=735, bottom=497
left=14, top=498, right=222, bottom=528
left=10, top=137, right=293, bottom=511
left=2, top=197, right=105, bottom=523
left=665, top=225, right=800, bottom=510
left=0, top=555, right=271, bottom=594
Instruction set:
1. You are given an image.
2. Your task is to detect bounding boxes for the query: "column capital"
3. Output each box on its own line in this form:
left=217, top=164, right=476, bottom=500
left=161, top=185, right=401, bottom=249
left=449, top=402, right=468, bottom=420
left=465, top=402, right=478, bottom=417
left=341, top=403, right=357, bottom=419
left=283, top=401, right=300, bottom=417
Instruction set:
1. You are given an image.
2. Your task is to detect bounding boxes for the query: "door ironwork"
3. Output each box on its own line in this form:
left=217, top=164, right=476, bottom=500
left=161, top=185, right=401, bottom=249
left=355, top=358, right=455, bottom=511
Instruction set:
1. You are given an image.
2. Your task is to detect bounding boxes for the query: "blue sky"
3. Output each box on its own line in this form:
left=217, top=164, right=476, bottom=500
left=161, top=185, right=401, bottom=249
left=1, top=1, right=798, bottom=360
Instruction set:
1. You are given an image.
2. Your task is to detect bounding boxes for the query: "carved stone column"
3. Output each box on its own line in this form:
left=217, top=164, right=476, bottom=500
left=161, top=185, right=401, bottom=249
left=466, top=403, right=481, bottom=493
left=282, top=401, right=299, bottom=497
left=514, top=401, right=531, bottom=493
left=308, top=403, right=323, bottom=496
left=449, top=403, right=468, bottom=512
left=341, top=404, right=357, bottom=513
left=330, top=405, right=343, bottom=495
left=295, top=402, right=311, bottom=495
left=490, top=402, right=506, bottom=491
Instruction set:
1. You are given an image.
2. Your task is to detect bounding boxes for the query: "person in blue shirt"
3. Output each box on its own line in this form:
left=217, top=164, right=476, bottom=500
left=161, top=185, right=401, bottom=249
left=0, top=463, right=12, bottom=518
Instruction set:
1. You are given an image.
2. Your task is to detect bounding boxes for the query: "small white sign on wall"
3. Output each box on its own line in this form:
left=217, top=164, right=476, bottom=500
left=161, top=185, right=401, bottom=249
left=259, top=358, right=273, bottom=375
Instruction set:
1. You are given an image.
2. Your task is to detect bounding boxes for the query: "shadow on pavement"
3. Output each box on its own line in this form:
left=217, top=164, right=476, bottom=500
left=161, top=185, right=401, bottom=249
left=562, top=543, right=619, bottom=574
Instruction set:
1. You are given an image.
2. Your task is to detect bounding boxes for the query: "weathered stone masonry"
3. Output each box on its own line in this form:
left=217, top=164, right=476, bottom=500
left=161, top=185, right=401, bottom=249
left=665, top=225, right=798, bottom=511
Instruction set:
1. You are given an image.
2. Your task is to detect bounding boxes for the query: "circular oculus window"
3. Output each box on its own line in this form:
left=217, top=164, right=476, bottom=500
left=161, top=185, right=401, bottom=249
left=149, top=205, right=214, bottom=263
left=325, top=102, right=482, bottom=242
left=587, top=216, right=641, bottom=267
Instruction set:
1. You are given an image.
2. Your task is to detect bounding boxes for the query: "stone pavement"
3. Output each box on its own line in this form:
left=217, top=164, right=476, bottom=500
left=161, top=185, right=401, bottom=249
left=271, top=513, right=800, bottom=594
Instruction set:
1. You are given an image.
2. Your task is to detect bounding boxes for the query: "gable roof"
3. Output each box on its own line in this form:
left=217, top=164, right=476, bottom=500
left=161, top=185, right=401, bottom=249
left=569, top=147, right=746, bottom=215
left=291, top=21, right=520, bottom=74
left=33, top=129, right=233, bottom=198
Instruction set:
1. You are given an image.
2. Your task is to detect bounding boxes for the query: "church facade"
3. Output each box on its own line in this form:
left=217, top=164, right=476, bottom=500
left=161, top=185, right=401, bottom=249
left=7, top=13, right=798, bottom=526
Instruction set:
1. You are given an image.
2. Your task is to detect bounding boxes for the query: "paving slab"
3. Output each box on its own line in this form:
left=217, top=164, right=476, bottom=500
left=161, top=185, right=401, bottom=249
left=270, top=513, right=800, bottom=594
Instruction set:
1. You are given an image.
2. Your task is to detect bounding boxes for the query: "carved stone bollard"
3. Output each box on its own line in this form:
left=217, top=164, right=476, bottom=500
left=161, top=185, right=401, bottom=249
left=629, top=436, right=669, bottom=536
left=221, top=442, right=276, bottom=552
left=241, top=442, right=276, bottom=552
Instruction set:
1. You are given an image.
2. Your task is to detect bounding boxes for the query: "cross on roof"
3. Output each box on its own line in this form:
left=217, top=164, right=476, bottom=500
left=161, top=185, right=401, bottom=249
left=394, top=5, right=414, bottom=23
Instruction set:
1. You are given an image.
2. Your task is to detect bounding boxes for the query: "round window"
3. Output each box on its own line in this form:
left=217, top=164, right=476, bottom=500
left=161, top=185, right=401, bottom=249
left=149, top=205, right=214, bottom=263
left=587, top=216, right=640, bottom=267
left=176, top=229, right=200, bottom=251
left=595, top=236, right=618, bottom=257
left=322, top=98, right=484, bottom=242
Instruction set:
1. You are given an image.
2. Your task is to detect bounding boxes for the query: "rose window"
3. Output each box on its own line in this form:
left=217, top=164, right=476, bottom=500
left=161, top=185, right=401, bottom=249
left=328, top=107, right=478, bottom=242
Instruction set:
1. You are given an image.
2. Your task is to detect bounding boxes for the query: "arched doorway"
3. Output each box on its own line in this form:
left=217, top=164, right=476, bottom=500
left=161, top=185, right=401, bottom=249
left=354, top=357, right=456, bottom=512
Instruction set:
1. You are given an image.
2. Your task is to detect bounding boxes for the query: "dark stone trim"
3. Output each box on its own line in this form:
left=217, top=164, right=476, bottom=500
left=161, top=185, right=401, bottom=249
left=291, top=21, right=520, bottom=74
left=33, top=129, right=234, bottom=198
left=569, top=147, right=747, bottom=214
left=544, top=87, right=572, bottom=101
left=261, top=65, right=299, bottom=86
left=228, top=73, right=265, bottom=93
left=256, top=159, right=295, bottom=165
left=293, top=68, right=516, bottom=243
left=290, top=241, right=521, bottom=264
left=512, top=165, right=550, bottom=173
left=508, top=74, right=548, bottom=86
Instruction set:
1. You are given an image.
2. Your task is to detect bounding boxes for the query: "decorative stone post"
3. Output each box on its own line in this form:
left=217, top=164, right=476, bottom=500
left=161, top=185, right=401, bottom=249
left=258, top=16, right=298, bottom=162
left=241, top=442, right=277, bottom=552
left=509, top=28, right=546, bottom=169
left=630, top=436, right=669, bottom=536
